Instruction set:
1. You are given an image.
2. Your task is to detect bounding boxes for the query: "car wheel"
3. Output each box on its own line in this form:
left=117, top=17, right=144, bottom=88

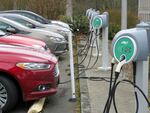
left=0, top=76, right=18, bottom=112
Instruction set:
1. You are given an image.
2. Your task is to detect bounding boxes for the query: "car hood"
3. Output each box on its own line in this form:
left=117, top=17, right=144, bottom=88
left=44, top=24, right=70, bottom=32
left=31, top=28, right=65, bottom=39
left=0, top=34, right=46, bottom=47
left=0, top=45, right=57, bottom=63
left=51, top=20, right=70, bottom=29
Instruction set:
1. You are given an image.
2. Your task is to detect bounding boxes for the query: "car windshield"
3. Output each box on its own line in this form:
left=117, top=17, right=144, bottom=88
left=5, top=16, right=37, bottom=29
left=18, top=12, right=51, bottom=24
left=0, top=30, right=6, bottom=36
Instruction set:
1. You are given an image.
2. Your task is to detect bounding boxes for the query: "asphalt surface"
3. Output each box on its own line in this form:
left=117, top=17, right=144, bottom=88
left=8, top=53, right=76, bottom=113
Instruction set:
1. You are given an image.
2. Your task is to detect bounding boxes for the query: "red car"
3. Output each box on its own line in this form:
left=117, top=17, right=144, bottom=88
left=0, top=30, right=50, bottom=53
left=0, top=44, right=59, bottom=112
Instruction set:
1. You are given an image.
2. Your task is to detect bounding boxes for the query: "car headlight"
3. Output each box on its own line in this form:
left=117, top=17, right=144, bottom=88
left=56, top=30, right=69, bottom=36
left=16, top=63, right=51, bottom=70
left=49, top=36, right=63, bottom=41
left=32, top=45, right=45, bottom=51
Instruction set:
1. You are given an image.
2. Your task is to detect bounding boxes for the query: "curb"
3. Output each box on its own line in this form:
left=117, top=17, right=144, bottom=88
left=79, top=69, right=91, bottom=113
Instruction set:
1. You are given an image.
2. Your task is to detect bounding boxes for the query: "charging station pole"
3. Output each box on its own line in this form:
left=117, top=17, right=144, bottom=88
left=98, top=12, right=111, bottom=70
left=68, top=31, right=76, bottom=101
left=98, top=25, right=110, bottom=70
left=136, top=60, right=149, bottom=113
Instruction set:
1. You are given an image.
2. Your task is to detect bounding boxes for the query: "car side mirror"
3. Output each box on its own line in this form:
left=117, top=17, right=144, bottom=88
left=26, top=23, right=36, bottom=28
left=6, top=27, right=17, bottom=34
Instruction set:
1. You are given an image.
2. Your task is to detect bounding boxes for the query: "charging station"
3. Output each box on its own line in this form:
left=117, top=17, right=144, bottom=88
left=95, top=12, right=111, bottom=70
left=90, top=11, right=102, bottom=56
left=112, top=22, right=150, bottom=113
left=88, top=10, right=101, bottom=52
left=85, top=9, right=111, bottom=70
left=113, top=35, right=137, bottom=63
left=86, top=8, right=96, bottom=31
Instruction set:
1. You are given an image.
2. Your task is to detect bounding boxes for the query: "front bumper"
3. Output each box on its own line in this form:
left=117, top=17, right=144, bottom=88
left=25, top=76, right=59, bottom=101
left=54, top=42, right=68, bottom=55
left=49, top=41, right=68, bottom=56
left=13, top=63, right=60, bottom=101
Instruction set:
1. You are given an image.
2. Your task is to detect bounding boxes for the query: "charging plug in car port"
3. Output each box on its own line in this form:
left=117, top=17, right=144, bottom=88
left=35, top=84, right=51, bottom=92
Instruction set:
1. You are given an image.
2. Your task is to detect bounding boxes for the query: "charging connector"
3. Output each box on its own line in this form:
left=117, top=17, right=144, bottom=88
left=115, top=55, right=126, bottom=73
left=111, top=58, right=116, bottom=64
left=103, top=56, right=126, bottom=113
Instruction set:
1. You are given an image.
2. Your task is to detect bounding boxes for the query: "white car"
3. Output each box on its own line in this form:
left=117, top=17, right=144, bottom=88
left=0, top=13, right=70, bottom=40
left=0, top=16, right=67, bottom=55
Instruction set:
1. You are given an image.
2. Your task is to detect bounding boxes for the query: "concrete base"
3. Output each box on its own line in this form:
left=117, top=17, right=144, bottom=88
left=96, top=66, right=111, bottom=71
left=69, top=97, right=77, bottom=102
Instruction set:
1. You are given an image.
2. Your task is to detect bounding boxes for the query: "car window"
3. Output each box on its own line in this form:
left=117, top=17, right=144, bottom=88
left=0, top=21, right=12, bottom=31
left=0, top=21, right=10, bottom=30
left=19, top=12, right=46, bottom=24
left=5, top=16, right=36, bottom=28
left=0, top=21, right=19, bottom=33
left=0, top=30, right=6, bottom=36
left=16, top=12, right=50, bottom=24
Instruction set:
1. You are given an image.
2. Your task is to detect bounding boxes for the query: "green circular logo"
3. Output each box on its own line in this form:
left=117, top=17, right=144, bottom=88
left=113, top=36, right=137, bottom=63
left=92, top=16, right=102, bottom=29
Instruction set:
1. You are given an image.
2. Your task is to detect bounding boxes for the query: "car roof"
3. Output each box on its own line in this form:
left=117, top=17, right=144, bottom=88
left=0, top=10, right=51, bottom=23
left=0, top=16, right=28, bottom=30
left=0, top=13, right=42, bottom=26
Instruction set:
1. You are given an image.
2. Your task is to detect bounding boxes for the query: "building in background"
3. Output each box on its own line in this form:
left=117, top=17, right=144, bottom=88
left=138, top=0, right=150, bottom=21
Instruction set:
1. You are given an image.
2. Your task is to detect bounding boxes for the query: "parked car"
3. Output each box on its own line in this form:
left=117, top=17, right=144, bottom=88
left=0, top=44, right=60, bottom=112
left=0, top=16, right=67, bottom=55
left=0, top=10, right=71, bottom=29
left=0, top=30, right=50, bottom=53
left=0, top=13, right=70, bottom=40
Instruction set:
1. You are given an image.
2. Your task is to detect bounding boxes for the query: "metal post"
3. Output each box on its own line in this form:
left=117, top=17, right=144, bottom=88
left=121, top=0, right=127, bottom=29
left=68, top=31, right=76, bottom=102
left=92, top=29, right=101, bottom=56
left=98, top=26, right=111, bottom=70
left=136, top=59, right=149, bottom=113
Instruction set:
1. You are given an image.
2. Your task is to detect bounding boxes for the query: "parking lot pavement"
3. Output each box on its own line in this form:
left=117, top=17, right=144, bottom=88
left=79, top=40, right=142, bottom=113
left=43, top=54, right=76, bottom=113
left=8, top=53, right=76, bottom=113
left=8, top=101, right=33, bottom=113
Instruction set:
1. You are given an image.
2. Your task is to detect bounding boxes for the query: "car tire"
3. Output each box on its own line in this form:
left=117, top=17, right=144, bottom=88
left=0, top=76, right=18, bottom=112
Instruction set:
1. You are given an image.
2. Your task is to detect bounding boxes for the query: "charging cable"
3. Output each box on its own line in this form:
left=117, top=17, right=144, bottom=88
left=103, top=56, right=126, bottom=113
left=105, top=60, right=150, bottom=113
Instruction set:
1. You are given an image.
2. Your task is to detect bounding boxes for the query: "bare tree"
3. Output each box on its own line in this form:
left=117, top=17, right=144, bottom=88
left=13, top=0, right=17, bottom=9
left=66, top=0, right=73, bottom=21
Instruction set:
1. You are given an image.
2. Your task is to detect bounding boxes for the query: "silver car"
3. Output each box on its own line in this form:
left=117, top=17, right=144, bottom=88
left=0, top=10, right=70, bottom=29
left=0, top=10, right=72, bottom=40
left=0, top=13, right=70, bottom=40
left=0, top=16, right=67, bottom=55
